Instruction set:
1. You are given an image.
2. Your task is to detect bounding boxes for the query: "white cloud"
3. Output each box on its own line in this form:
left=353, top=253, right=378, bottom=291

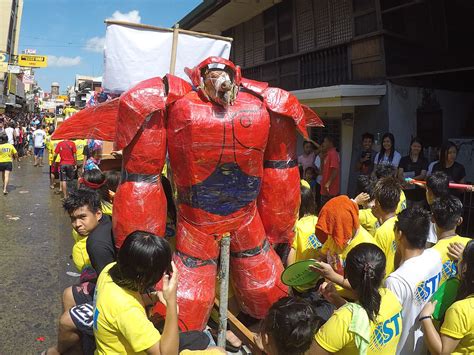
left=83, top=10, right=141, bottom=53
left=109, top=10, right=141, bottom=24
left=84, top=36, right=106, bottom=53
left=48, top=55, right=81, bottom=67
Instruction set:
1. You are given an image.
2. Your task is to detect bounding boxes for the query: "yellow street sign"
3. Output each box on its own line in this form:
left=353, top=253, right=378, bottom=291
left=18, top=54, right=48, bottom=68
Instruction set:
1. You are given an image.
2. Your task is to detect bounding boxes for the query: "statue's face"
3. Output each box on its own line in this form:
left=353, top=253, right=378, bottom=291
left=202, top=69, right=237, bottom=107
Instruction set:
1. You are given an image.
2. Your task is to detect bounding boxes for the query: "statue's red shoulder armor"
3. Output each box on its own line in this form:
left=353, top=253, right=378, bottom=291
left=241, top=77, right=309, bottom=139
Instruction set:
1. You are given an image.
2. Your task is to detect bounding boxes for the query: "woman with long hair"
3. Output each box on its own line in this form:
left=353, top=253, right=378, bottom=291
left=432, top=141, right=466, bottom=184
left=373, top=133, right=401, bottom=175
left=313, top=243, right=403, bottom=354
left=398, top=137, right=428, bottom=206
left=420, top=240, right=474, bottom=354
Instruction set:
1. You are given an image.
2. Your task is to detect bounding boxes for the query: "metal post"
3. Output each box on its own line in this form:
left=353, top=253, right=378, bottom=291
left=217, top=232, right=231, bottom=348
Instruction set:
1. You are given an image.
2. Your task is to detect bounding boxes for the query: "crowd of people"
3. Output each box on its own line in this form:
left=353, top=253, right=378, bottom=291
left=3, top=111, right=473, bottom=354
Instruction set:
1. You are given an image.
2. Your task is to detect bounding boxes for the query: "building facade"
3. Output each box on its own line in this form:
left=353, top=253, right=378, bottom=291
left=0, top=0, right=24, bottom=112
left=179, top=0, right=474, bottom=194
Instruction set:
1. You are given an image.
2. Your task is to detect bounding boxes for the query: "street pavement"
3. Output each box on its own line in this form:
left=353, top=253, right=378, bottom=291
left=0, top=157, right=78, bottom=354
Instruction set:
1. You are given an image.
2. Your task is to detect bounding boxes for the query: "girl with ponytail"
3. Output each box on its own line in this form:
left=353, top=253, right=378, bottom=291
left=314, top=243, right=403, bottom=354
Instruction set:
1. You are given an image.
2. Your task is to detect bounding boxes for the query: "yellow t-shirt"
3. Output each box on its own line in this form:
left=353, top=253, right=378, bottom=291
left=320, top=227, right=376, bottom=298
left=396, top=191, right=407, bottom=214
left=0, top=143, right=17, bottom=163
left=46, top=139, right=62, bottom=165
left=432, top=235, right=471, bottom=285
left=316, top=288, right=402, bottom=355
left=93, top=263, right=161, bottom=354
left=359, top=209, right=378, bottom=236
left=440, top=295, right=474, bottom=354
left=74, top=139, right=87, bottom=162
left=291, top=215, right=320, bottom=263
left=374, top=217, right=397, bottom=277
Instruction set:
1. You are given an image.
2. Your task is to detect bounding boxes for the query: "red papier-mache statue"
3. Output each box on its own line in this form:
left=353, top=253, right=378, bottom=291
left=54, top=56, right=323, bottom=330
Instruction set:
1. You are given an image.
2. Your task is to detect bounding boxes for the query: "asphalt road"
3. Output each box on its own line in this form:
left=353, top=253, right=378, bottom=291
left=0, top=157, right=78, bottom=354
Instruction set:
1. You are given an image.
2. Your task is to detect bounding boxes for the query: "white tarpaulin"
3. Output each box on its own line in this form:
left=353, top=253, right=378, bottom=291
left=103, top=23, right=232, bottom=93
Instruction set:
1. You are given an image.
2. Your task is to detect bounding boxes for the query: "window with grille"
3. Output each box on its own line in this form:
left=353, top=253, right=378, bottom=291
left=313, top=0, right=353, bottom=48
left=311, top=119, right=342, bottom=150
left=352, top=0, right=378, bottom=36
left=263, top=0, right=295, bottom=60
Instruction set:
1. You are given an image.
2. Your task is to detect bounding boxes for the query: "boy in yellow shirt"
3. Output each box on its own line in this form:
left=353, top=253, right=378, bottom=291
left=0, top=133, right=18, bottom=195
left=431, top=195, right=471, bottom=285
left=372, top=177, right=401, bottom=277
left=74, top=138, right=87, bottom=176
left=46, top=137, right=62, bottom=189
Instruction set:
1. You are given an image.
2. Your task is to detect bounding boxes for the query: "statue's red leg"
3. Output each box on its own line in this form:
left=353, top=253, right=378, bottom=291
left=171, top=218, right=219, bottom=331
left=230, top=211, right=288, bottom=319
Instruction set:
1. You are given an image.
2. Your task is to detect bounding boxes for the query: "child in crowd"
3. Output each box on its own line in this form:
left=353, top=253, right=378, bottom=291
left=288, top=183, right=320, bottom=267
left=372, top=177, right=401, bottom=276
left=93, top=231, right=178, bottom=354
left=72, top=169, right=118, bottom=272
left=425, top=171, right=450, bottom=245
left=304, top=166, right=319, bottom=191
left=312, top=196, right=376, bottom=298
left=314, top=243, right=403, bottom=354
left=431, top=195, right=471, bottom=286
left=255, top=296, right=324, bottom=355
left=354, top=174, right=378, bottom=236
left=46, top=137, right=62, bottom=190
left=420, top=240, right=474, bottom=354
left=385, top=207, right=443, bottom=354
left=375, top=165, right=407, bottom=214
left=84, top=139, right=103, bottom=172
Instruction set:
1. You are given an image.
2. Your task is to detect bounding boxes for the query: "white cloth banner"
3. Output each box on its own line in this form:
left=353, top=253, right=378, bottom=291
left=103, top=23, right=232, bottom=93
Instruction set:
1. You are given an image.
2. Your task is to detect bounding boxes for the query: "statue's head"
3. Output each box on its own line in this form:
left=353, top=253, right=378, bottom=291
left=185, top=57, right=241, bottom=107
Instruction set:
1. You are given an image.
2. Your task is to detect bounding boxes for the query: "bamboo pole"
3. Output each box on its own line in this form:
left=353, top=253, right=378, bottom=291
left=104, top=20, right=233, bottom=42
left=217, top=233, right=231, bottom=348
left=169, top=24, right=180, bottom=75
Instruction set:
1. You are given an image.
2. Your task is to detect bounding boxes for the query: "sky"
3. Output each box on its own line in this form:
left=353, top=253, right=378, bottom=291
left=18, top=0, right=202, bottom=93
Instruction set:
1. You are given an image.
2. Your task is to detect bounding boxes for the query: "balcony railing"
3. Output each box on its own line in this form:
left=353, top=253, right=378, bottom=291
left=241, top=44, right=351, bottom=91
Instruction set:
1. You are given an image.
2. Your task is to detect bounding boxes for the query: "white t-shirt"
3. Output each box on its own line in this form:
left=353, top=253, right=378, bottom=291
left=385, top=249, right=443, bottom=355
left=33, top=129, right=46, bottom=148
left=374, top=150, right=402, bottom=168
left=5, top=127, right=14, bottom=145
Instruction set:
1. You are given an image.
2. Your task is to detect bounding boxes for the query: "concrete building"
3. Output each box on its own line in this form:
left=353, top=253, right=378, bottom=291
left=178, top=0, right=474, bottom=195
left=0, top=0, right=24, bottom=112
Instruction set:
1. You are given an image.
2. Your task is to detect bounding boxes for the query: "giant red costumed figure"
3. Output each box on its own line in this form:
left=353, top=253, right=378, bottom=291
left=54, top=56, right=322, bottom=330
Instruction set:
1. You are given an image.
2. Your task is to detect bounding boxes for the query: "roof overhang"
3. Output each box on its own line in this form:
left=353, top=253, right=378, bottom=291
left=179, top=0, right=281, bottom=34
left=292, top=84, right=386, bottom=108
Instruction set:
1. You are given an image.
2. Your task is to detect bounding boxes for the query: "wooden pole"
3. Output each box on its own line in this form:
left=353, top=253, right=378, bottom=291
left=169, top=24, right=180, bottom=76
left=217, top=232, right=231, bottom=348
left=104, top=20, right=233, bottom=42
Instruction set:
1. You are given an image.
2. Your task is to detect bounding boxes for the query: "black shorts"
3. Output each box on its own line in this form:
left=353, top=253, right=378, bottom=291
left=69, top=302, right=94, bottom=336
left=72, top=281, right=95, bottom=305
left=60, top=164, right=75, bottom=181
left=0, top=162, right=13, bottom=172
